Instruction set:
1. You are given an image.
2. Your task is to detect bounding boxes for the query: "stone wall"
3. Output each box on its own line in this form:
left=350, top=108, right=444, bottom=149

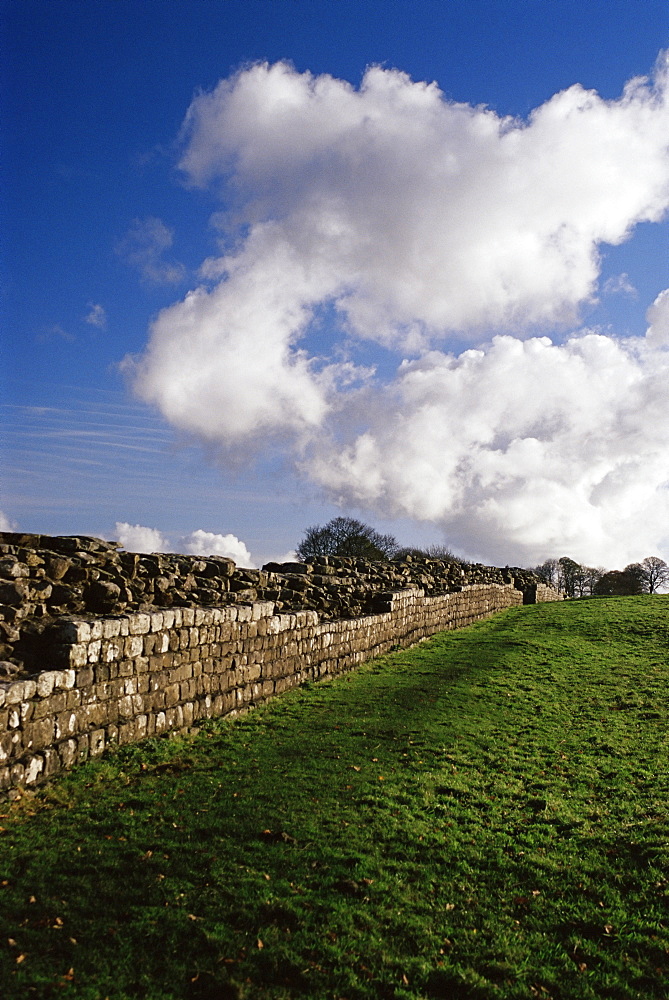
left=0, top=532, right=551, bottom=673
left=0, top=583, right=527, bottom=797
left=0, top=533, right=561, bottom=798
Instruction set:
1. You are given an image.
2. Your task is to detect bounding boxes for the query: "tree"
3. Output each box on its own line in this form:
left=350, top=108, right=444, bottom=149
left=638, top=556, right=669, bottom=594
left=394, top=543, right=463, bottom=563
left=533, top=559, right=559, bottom=589
left=296, top=517, right=399, bottom=561
left=580, top=565, right=604, bottom=597
left=593, top=567, right=645, bottom=597
left=558, top=557, right=582, bottom=598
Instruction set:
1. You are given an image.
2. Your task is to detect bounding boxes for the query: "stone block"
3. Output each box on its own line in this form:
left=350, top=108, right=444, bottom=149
left=42, top=747, right=61, bottom=777
left=67, top=643, right=88, bottom=668
left=55, top=711, right=79, bottom=739
left=149, top=612, right=164, bottom=632
left=58, top=739, right=78, bottom=768
left=125, top=635, right=144, bottom=658
left=60, top=619, right=91, bottom=643
left=23, top=717, right=55, bottom=751
left=76, top=667, right=94, bottom=688
left=0, top=731, right=17, bottom=762
left=127, top=613, right=151, bottom=636
left=24, top=754, right=45, bottom=784
left=10, top=760, right=25, bottom=786
left=101, top=617, right=122, bottom=639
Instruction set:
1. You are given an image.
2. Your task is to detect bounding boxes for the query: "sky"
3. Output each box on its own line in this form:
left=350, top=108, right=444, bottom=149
left=2, top=0, right=668, bottom=570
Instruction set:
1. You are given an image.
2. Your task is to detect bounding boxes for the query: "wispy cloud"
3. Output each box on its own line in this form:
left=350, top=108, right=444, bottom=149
left=84, top=302, right=108, bottom=328
left=116, top=216, right=186, bottom=285
left=127, top=54, right=669, bottom=567
left=603, top=273, right=637, bottom=297
left=37, top=323, right=75, bottom=344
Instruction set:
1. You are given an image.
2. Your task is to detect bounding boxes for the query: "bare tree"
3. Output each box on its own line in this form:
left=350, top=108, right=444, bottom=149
left=296, top=517, right=399, bottom=561
left=638, top=556, right=669, bottom=594
left=533, top=559, right=559, bottom=589
left=558, top=557, right=583, bottom=598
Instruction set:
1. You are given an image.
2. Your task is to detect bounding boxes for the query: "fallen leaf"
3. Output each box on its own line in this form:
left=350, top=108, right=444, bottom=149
left=402, top=973, right=409, bottom=985
left=16, top=954, right=26, bottom=964
left=257, top=938, right=264, bottom=949
left=8, top=938, right=16, bottom=946
left=351, top=766, right=361, bottom=772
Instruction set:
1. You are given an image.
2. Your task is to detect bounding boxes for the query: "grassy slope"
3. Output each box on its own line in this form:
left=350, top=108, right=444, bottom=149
left=0, top=596, right=667, bottom=1000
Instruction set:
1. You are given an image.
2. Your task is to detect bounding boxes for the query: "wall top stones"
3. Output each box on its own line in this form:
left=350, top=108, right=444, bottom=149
left=0, top=531, right=550, bottom=676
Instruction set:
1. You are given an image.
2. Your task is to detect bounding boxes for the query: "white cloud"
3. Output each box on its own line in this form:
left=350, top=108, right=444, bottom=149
left=128, top=55, right=669, bottom=567
left=115, top=521, right=169, bottom=553
left=603, top=273, right=637, bottom=297
left=305, top=326, right=669, bottom=567
left=85, top=302, right=107, bottom=328
left=117, top=217, right=186, bottom=285
left=180, top=529, right=255, bottom=566
left=113, top=522, right=255, bottom=566
left=0, top=511, right=18, bottom=532
left=38, top=323, right=75, bottom=344
left=645, top=287, right=669, bottom=347
left=176, top=55, right=669, bottom=345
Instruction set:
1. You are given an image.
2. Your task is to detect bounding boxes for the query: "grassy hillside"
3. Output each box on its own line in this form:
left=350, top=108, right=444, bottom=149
left=0, top=596, right=667, bottom=999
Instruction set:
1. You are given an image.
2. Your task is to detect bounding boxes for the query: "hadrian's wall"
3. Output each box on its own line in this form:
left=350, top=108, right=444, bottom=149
left=0, top=533, right=560, bottom=798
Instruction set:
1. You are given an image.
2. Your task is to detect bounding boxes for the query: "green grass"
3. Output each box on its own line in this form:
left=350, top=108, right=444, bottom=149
left=0, top=596, right=668, bottom=1000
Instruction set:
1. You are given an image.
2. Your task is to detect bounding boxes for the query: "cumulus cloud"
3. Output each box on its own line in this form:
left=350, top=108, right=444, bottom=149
left=176, top=55, right=669, bottom=344
left=0, top=511, right=18, bottom=532
left=645, top=287, right=669, bottom=348
left=115, top=521, right=169, bottom=553
left=180, top=529, right=255, bottom=566
left=84, top=302, right=107, bottom=329
left=306, top=326, right=669, bottom=566
left=128, top=56, right=669, bottom=567
left=117, top=217, right=186, bottom=285
left=113, top=522, right=255, bottom=565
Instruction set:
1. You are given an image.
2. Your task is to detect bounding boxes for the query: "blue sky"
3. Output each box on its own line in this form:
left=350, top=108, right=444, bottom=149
left=2, top=0, right=668, bottom=568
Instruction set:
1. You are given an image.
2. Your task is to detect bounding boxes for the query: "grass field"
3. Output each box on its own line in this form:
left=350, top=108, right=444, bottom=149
left=0, top=596, right=667, bottom=1000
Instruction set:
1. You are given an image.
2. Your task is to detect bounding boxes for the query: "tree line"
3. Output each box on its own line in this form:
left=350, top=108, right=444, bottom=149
left=295, top=517, right=460, bottom=563
left=532, top=555, right=669, bottom=597
left=295, top=517, right=669, bottom=597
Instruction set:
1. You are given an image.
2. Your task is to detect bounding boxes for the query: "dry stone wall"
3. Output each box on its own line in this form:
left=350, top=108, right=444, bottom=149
left=0, top=533, right=560, bottom=798
left=0, top=584, right=526, bottom=797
